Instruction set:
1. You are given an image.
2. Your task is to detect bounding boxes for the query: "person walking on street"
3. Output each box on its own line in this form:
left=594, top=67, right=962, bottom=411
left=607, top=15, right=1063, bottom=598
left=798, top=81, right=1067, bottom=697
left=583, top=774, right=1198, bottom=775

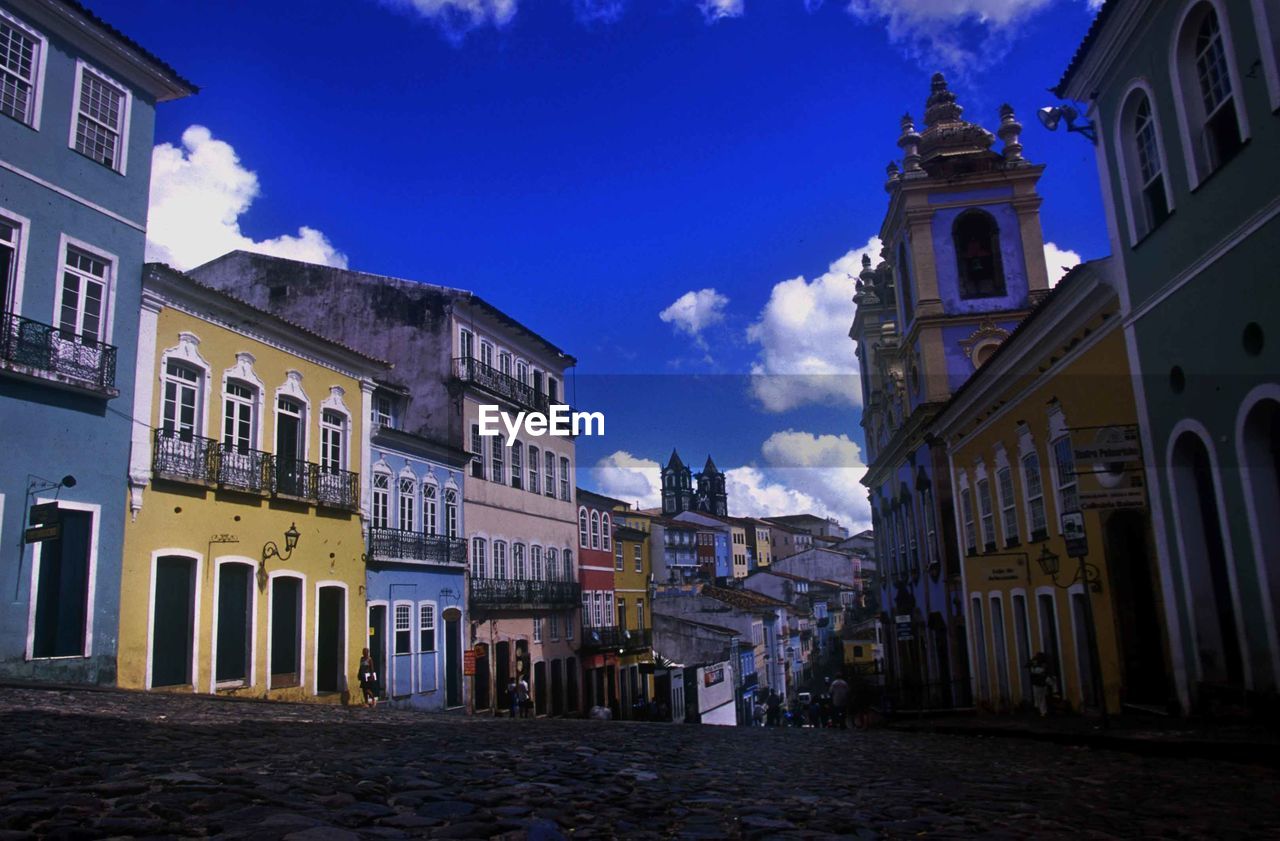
left=830, top=675, right=850, bottom=729
left=508, top=678, right=519, bottom=719
left=1029, top=652, right=1050, bottom=717
left=518, top=676, right=531, bottom=718
left=358, top=648, right=378, bottom=709
left=766, top=690, right=781, bottom=727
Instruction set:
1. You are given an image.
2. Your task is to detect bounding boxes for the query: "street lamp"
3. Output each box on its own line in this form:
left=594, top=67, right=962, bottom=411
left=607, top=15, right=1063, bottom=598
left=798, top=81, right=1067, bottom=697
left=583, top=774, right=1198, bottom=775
left=1037, top=103, right=1097, bottom=143
left=263, top=523, right=301, bottom=563
left=1035, top=534, right=1108, bottom=728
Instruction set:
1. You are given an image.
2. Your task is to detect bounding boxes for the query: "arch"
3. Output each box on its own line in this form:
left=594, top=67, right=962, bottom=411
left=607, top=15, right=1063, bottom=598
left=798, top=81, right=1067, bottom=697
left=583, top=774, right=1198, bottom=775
left=266, top=570, right=307, bottom=691
left=578, top=507, right=589, bottom=548
left=1166, top=422, right=1247, bottom=687
left=952, top=209, right=1006, bottom=299
left=590, top=510, right=601, bottom=550
left=221, top=352, right=265, bottom=452
left=159, top=331, right=212, bottom=437
left=1251, top=0, right=1280, bottom=111
left=1237, top=386, right=1280, bottom=688
left=313, top=580, right=348, bottom=696
left=1113, top=79, right=1175, bottom=245
left=601, top=513, right=612, bottom=551
left=210, top=555, right=258, bottom=693
left=1168, top=0, right=1249, bottom=188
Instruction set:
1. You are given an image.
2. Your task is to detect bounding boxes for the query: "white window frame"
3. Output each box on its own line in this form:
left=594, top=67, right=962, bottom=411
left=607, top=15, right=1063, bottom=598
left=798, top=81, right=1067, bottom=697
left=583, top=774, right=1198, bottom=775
left=1251, top=0, right=1280, bottom=112
left=0, top=205, right=31, bottom=316
left=513, top=542, right=526, bottom=579
left=444, top=487, right=459, bottom=538
left=1050, top=435, right=1079, bottom=525
left=459, top=327, right=473, bottom=359
left=601, top=513, right=612, bottom=551
left=578, top=507, right=589, bottom=548
left=590, top=510, right=600, bottom=550
left=528, top=444, right=540, bottom=494
left=532, top=616, right=543, bottom=644
left=471, top=536, right=487, bottom=578
left=560, top=457, right=570, bottom=501
left=1168, top=0, right=1250, bottom=188
left=531, top=544, right=543, bottom=580
left=394, top=602, right=413, bottom=656
left=960, top=482, right=977, bottom=556
left=976, top=472, right=995, bottom=551
left=371, top=469, right=391, bottom=530
left=1114, top=81, right=1176, bottom=246
left=470, top=423, right=486, bottom=480
left=549, top=613, right=559, bottom=641
left=418, top=601, right=437, bottom=653
left=545, top=450, right=557, bottom=497
left=398, top=472, right=416, bottom=531
left=423, top=480, right=438, bottom=535
left=0, top=9, right=48, bottom=130
left=493, top=540, right=507, bottom=579
left=69, top=59, right=133, bottom=174
left=634, top=543, right=642, bottom=573
left=479, top=339, right=494, bottom=370
left=511, top=440, right=523, bottom=489
left=546, top=547, right=559, bottom=581
left=54, top=234, right=117, bottom=344
left=320, top=409, right=347, bottom=472
left=996, top=464, right=1019, bottom=546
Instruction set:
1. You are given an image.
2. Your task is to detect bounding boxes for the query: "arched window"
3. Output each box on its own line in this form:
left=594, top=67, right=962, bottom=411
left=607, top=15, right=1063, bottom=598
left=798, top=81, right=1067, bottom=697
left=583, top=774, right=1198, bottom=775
left=444, top=488, right=458, bottom=538
left=898, top=241, right=914, bottom=325
left=510, top=441, right=523, bottom=489
left=1240, top=396, right=1280, bottom=664
left=371, top=468, right=391, bottom=530
left=531, top=545, right=543, bottom=580
left=590, top=511, right=600, bottom=550
left=1118, top=87, right=1172, bottom=241
left=601, top=514, right=612, bottom=551
left=398, top=472, right=416, bottom=531
left=513, top=542, right=526, bottom=579
left=471, top=537, right=487, bottom=578
left=423, top=480, right=438, bottom=535
left=546, top=547, right=559, bottom=581
left=1173, top=1, right=1247, bottom=184
left=952, top=210, right=1006, bottom=300
left=579, top=508, right=589, bottom=548
left=563, top=549, right=573, bottom=580
left=493, top=540, right=508, bottom=579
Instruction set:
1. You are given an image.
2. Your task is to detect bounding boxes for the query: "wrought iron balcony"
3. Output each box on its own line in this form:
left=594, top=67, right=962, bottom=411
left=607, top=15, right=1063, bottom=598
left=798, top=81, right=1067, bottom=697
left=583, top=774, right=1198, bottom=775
left=312, top=463, right=361, bottom=511
left=219, top=444, right=273, bottom=495
left=469, top=578, right=581, bottom=611
left=453, top=356, right=549, bottom=414
left=0, top=312, right=118, bottom=395
left=368, top=527, right=467, bottom=567
left=579, top=625, right=652, bottom=653
left=153, top=428, right=218, bottom=485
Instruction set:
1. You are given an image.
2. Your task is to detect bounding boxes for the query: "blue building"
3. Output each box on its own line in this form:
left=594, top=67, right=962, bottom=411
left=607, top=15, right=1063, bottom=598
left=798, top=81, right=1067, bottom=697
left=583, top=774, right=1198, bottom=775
left=364, top=394, right=470, bottom=711
left=0, top=0, right=193, bottom=683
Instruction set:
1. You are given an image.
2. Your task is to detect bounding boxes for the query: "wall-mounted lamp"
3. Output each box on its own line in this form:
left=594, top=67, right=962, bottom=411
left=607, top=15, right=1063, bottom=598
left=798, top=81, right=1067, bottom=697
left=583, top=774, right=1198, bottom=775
left=1037, top=103, right=1096, bottom=144
left=263, top=523, right=300, bottom=564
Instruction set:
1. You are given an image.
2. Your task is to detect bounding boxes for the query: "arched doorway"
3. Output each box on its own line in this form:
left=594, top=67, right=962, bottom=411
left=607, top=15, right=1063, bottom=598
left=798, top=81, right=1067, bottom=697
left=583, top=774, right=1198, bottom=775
left=1104, top=510, right=1171, bottom=706
left=443, top=608, right=463, bottom=709
left=1170, top=431, right=1243, bottom=686
left=1240, top=396, right=1280, bottom=689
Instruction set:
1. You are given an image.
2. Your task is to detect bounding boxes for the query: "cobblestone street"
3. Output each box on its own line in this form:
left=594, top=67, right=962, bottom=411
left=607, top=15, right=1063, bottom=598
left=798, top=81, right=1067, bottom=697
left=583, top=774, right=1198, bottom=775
left=1, top=688, right=1278, bottom=839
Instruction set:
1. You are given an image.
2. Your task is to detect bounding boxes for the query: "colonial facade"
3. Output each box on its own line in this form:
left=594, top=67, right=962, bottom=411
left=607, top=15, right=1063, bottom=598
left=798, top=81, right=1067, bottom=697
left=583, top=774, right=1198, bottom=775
left=1057, top=0, right=1280, bottom=713
left=661, top=450, right=727, bottom=517
left=118, top=265, right=384, bottom=702
left=851, top=73, right=1054, bottom=709
left=0, top=0, right=194, bottom=683
left=187, top=251, right=582, bottom=717
left=577, top=488, right=622, bottom=714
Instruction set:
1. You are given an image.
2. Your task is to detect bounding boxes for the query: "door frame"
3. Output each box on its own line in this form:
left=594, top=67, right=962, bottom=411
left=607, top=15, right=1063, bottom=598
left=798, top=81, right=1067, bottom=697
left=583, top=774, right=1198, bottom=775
left=367, top=600, right=389, bottom=698
left=266, top=570, right=307, bottom=690
left=443, top=606, right=463, bottom=709
left=209, top=556, right=258, bottom=693
left=25, top=497, right=101, bottom=661
left=145, top=548, right=202, bottom=691
left=313, top=580, right=348, bottom=696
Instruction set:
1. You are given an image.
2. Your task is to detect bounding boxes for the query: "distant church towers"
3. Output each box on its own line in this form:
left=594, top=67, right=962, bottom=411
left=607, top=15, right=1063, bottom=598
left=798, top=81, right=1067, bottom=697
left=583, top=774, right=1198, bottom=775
left=661, top=450, right=727, bottom=517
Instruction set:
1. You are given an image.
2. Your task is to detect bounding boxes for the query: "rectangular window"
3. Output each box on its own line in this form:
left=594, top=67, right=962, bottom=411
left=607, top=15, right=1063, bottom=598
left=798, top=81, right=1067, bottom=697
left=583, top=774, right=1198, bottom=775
left=1022, top=453, right=1047, bottom=538
left=977, top=478, right=995, bottom=550
left=0, top=18, right=41, bottom=126
left=491, top=436, right=504, bottom=486
left=549, top=613, right=559, bottom=641
left=533, top=617, right=542, bottom=644
left=593, top=591, right=603, bottom=627
left=479, top=340, right=493, bottom=369
left=398, top=477, right=415, bottom=530
left=320, top=410, right=344, bottom=471
left=545, top=451, right=557, bottom=497
left=997, top=467, right=1018, bottom=545
left=922, top=489, right=937, bottom=568
left=423, top=483, right=437, bottom=535
left=615, top=541, right=623, bottom=571
left=373, top=394, right=393, bottom=428
left=471, top=537, right=487, bottom=578
left=493, top=541, right=507, bottom=579
left=459, top=328, right=473, bottom=359
left=470, top=424, right=485, bottom=480
left=223, top=382, right=256, bottom=452
left=419, top=603, right=436, bottom=652
left=634, top=544, right=642, bottom=573
left=547, top=376, right=558, bottom=403
left=499, top=351, right=511, bottom=378
left=1, top=215, right=20, bottom=313
left=445, top=489, right=458, bottom=538
left=531, top=545, right=543, bottom=580
left=395, top=604, right=412, bottom=655
left=566, top=613, right=574, bottom=640
left=372, top=473, right=390, bottom=529
left=73, top=67, right=126, bottom=171
left=1052, top=437, right=1079, bottom=518
left=637, top=599, right=645, bottom=630
left=510, top=441, right=523, bottom=489
left=961, top=488, right=977, bottom=554
left=513, top=542, right=526, bottom=579
left=162, top=362, right=200, bottom=436
left=604, top=592, right=614, bottom=627
left=528, top=445, right=540, bottom=494
left=560, top=457, right=570, bottom=500
left=617, top=598, right=627, bottom=629
left=60, top=246, right=109, bottom=342
left=582, top=592, right=592, bottom=628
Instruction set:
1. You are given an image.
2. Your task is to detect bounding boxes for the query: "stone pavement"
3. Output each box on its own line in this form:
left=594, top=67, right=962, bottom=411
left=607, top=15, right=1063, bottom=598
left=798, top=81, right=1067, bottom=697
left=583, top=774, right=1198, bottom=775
left=1, top=686, right=1278, bottom=840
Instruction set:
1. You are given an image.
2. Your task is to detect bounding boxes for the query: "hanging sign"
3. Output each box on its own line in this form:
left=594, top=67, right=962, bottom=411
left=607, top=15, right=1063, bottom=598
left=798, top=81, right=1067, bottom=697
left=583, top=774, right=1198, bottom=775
left=463, top=650, right=476, bottom=676
left=29, top=502, right=60, bottom=525
left=1062, top=511, right=1088, bottom=558
left=24, top=524, right=61, bottom=544
left=895, top=614, right=913, bottom=641
left=1073, top=426, right=1147, bottom=510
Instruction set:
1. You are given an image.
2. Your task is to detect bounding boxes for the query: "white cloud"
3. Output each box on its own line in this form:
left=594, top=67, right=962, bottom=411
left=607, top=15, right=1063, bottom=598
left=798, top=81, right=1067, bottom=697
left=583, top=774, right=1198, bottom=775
left=659, top=288, right=729, bottom=342
left=844, top=0, right=1059, bottom=73
left=1043, top=241, right=1082, bottom=287
left=146, top=126, right=347, bottom=272
left=746, top=236, right=880, bottom=413
left=588, top=451, right=663, bottom=509
left=380, top=0, right=518, bottom=39
left=573, top=0, right=626, bottom=24
left=698, top=0, right=745, bottom=22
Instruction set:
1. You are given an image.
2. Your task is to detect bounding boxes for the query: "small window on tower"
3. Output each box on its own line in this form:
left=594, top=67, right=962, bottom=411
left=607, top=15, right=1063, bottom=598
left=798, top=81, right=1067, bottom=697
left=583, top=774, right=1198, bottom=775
left=953, top=210, right=1006, bottom=300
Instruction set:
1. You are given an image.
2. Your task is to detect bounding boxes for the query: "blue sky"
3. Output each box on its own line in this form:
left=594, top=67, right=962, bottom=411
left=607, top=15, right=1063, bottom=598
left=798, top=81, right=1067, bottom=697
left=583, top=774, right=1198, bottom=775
left=103, top=0, right=1107, bottom=529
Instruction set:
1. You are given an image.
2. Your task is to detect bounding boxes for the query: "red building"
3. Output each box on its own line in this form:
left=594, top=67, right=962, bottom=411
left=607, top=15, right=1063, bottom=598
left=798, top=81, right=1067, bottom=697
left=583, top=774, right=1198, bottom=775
left=576, top=489, right=624, bottom=715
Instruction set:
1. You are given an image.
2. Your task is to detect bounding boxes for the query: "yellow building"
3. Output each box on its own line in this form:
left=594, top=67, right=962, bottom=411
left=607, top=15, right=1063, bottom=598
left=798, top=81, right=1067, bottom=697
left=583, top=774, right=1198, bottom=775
left=750, top=519, right=772, bottom=568
left=614, top=508, right=655, bottom=707
left=725, top=519, right=749, bottom=579
left=117, top=265, right=388, bottom=703
left=934, top=260, right=1170, bottom=715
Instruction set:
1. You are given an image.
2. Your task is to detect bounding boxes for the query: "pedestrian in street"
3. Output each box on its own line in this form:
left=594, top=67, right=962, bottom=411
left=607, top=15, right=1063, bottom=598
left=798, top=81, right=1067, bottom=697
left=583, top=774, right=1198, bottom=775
left=766, top=691, right=781, bottom=727
left=830, top=675, right=850, bottom=729
left=1029, top=652, right=1050, bottom=717
left=518, top=676, right=531, bottom=718
left=508, top=678, right=519, bottom=719
left=753, top=698, right=766, bottom=727
left=358, top=648, right=378, bottom=709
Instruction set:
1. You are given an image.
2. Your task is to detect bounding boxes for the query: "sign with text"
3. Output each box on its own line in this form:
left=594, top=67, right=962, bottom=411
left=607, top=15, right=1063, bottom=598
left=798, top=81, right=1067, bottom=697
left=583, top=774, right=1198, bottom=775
left=29, top=502, right=60, bottom=525
left=703, top=665, right=725, bottom=687
left=23, top=524, right=61, bottom=544
left=1062, top=511, right=1088, bottom=557
left=895, top=614, right=913, bottom=641
left=463, top=650, right=476, bottom=676
left=1072, top=426, right=1141, bottom=467
left=1073, top=426, right=1147, bottom=510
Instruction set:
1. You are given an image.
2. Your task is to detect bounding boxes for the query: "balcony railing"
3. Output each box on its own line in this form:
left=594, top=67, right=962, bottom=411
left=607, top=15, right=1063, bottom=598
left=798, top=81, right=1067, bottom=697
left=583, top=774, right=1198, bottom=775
left=1, top=312, right=118, bottom=394
left=579, top=625, right=652, bottom=653
left=453, top=357, right=549, bottom=414
left=368, top=527, right=467, bottom=567
left=150, top=428, right=359, bottom=510
left=469, top=578, right=581, bottom=611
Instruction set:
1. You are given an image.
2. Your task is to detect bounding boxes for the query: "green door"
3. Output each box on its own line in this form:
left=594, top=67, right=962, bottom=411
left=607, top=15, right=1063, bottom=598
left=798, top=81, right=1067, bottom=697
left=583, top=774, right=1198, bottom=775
left=152, top=556, right=196, bottom=687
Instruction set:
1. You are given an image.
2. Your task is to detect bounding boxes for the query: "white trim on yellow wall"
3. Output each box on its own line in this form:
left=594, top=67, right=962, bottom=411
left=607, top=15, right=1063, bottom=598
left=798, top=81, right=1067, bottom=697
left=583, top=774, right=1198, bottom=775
left=209, top=556, right=259, bottom=694
left=144, top=548, right=202, bottom=692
